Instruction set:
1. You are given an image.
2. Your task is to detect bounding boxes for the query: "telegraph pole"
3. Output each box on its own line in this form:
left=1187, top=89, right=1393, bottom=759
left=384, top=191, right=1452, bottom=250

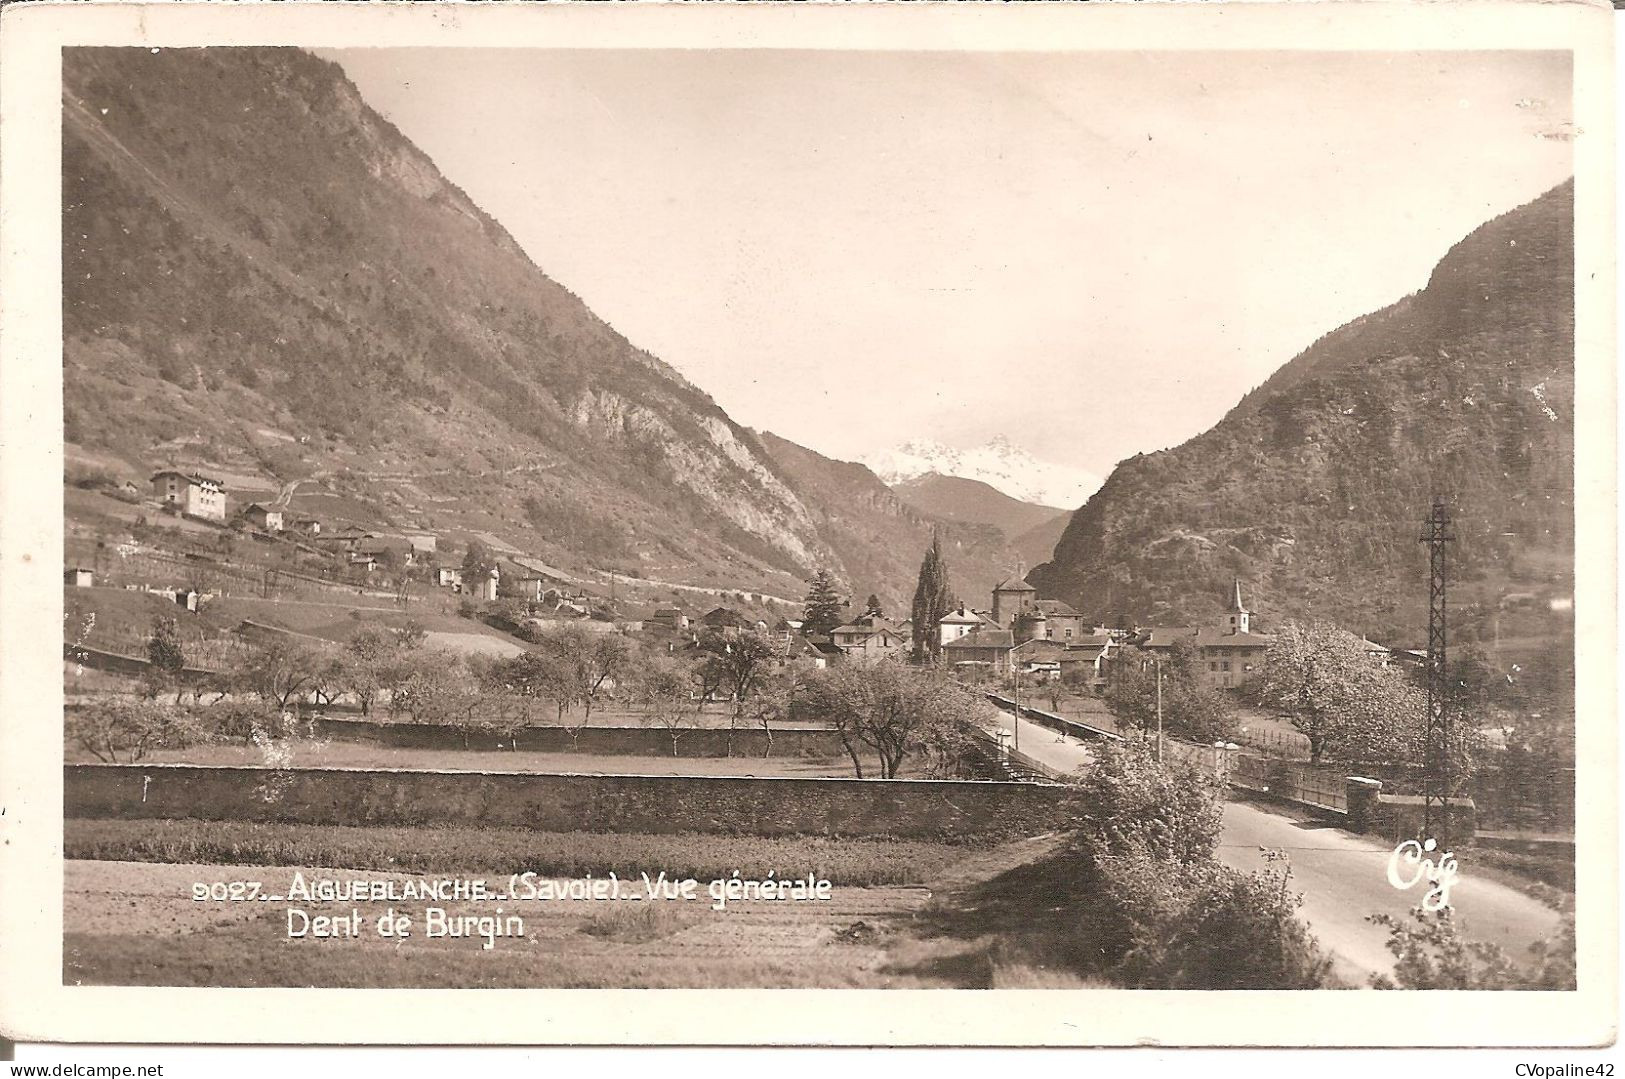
left=1420, top=496, right=1456, bottom=848
left=1155, top=658, right=1164, bottom=763
left=1011, top=660, right=1021, bottom=754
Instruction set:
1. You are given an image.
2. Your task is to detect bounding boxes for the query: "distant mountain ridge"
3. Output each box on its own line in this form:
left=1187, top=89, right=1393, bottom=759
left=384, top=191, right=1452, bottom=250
left=891, top=473, right=1065, bottom=536
left=1030, top=179, right=1575, bottom=648
left=862, top=435, right=1102, bottom=510
left=754, top=434, right=1033, bottom=612
left=890, top=472, right=1070, bottom=572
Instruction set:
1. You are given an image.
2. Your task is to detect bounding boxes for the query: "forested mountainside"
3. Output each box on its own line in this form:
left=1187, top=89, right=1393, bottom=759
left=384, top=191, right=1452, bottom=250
left=1031, top=180, right=1575, bottom=649
left=61, top=47, right=963, bottom=605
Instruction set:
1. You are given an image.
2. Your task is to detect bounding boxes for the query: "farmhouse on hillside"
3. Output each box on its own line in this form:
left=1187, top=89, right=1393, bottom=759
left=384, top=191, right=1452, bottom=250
left=150, top=470, right=227, bottom=522
left=241, top=503, right=284, bottom=532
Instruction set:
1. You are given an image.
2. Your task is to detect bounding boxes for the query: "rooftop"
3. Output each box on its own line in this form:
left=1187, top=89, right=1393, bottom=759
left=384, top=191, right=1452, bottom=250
left=1193, top=629, right=1274, bottom=648
left=944, top=628, right=1015, bottom=651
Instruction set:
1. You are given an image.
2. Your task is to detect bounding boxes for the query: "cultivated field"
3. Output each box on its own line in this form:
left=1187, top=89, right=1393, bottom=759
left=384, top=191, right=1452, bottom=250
left=62, top=827, right=1088, bottom=988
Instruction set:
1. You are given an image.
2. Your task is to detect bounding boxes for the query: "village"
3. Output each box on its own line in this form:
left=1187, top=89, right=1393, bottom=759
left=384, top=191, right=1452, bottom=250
left=70, top=467, right=1306, bottom=686
left=58, top=460, right=1577, bottom=994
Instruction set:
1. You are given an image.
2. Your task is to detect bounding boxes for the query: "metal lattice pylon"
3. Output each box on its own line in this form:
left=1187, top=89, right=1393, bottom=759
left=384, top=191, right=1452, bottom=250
left=1419, top=496, right=1456, bottom=847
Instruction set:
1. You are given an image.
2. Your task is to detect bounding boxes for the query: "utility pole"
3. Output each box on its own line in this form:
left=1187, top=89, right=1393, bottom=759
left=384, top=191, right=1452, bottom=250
left=1155, top=657, right=1164, bottom=763
left=1011, top=660, right=1021, bottom=754
left=1420, top=496, right=1456, bottom=848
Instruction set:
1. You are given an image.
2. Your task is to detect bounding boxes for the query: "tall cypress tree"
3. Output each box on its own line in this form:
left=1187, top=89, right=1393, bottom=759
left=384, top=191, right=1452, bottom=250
left=802, top=569, right=844, bottom=636
left=911, top=532, right=952, bottom=664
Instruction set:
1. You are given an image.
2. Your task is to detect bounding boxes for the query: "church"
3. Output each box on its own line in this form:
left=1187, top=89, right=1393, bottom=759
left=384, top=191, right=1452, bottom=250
left=1135, top=578, right=1274, bottom=688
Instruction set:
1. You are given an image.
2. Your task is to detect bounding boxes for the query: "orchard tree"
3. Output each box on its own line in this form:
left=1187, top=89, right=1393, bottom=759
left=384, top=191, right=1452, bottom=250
left=696, top=629, right=777, bottom=752
left=910, top=533, right=952, bottom=664
left=338, top=627, right=394, bottom=715
left=391, top=655, right=485, bottom=743
left=526, top=625, right=635, bottom=722
left=1259, top=620, right=1422, bottom=765
left=204, top=696, right=283, bottom=747
left=68, top=697, right=207, bottom=764
left=745, top=666, right=798, bottom=758
left=488, top=649, right=581, bottom=730
left=633, top=655, right=699, bottom=756
left=235, top=637, right=328, bottom=713
left=795, top=662, right=980, bottom=779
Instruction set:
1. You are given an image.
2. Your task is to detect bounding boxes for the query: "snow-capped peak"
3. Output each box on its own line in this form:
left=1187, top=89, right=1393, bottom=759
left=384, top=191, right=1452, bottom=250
left=862, top=436, right=1103, bottom=509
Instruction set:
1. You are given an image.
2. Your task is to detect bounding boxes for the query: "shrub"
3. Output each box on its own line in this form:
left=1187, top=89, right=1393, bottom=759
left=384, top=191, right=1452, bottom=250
left=1088, top=847, right=1331, bottom=989
left=1369, top=909, right=1576, bottom=989
left=1067, top=739, right=1222, bottom=864
left=202, top=697, right=286, bottom=746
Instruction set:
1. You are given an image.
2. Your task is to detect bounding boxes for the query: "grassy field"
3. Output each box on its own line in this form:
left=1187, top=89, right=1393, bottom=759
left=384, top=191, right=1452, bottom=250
left=63, top=740, right=865, bottom=777
left=65, top=819, right=974, bottom=884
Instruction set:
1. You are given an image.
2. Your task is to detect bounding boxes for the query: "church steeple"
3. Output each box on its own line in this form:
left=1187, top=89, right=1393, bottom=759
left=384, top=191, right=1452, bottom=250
left=1227, top=578, right=1251, bottom=634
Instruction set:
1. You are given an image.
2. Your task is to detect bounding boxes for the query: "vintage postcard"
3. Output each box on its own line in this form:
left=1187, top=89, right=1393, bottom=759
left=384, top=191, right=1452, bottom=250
left=0, top=0, right=1616, bottom=1048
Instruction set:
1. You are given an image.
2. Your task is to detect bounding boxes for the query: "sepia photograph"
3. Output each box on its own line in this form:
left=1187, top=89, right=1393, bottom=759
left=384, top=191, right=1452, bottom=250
left=0, top=0, right=1617, bottom=1050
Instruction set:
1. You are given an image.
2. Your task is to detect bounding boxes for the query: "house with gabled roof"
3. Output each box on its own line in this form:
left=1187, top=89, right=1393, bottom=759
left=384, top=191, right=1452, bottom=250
left=150, top=470, right=227, bottom=521
left=943, top=626, right=1015, bottom=674
left=241, top=503, right=284, bottom=532
left=1133, top=579, right=1273, bottom=689
left=828, top=617, right=908, bottom=664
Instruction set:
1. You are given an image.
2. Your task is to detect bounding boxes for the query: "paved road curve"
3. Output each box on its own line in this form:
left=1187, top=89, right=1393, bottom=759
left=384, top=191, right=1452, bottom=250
left=1216, top=800, right=1564, bottom=984
left=981, top=704, right=1565, bottom=984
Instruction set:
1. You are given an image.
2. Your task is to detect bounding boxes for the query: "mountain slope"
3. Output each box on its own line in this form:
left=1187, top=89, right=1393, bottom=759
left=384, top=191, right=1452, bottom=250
left=755, top=433, right=1025, bottom=614
left=1030, top=180, right=1575, bottom=647
left=63, top=47, right=851, bottom=596
left=891, top=473, right=1067, bottom=537
left=891, top=472, right=1070, bottom=575
left=1009, top=512, right=1072, bottom=575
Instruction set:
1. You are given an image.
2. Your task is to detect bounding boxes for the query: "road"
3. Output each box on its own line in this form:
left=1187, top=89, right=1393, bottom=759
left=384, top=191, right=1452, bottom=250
left=979, top=702, right=1095, bottom=775
left=1216, top=801, right=1564, bottom=984
left=982, top=703, right=1565, bottom=984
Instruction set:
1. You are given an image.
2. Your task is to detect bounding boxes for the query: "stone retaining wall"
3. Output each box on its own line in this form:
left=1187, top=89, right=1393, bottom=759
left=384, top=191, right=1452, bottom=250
left=64, top=763, right=1072, bottom=839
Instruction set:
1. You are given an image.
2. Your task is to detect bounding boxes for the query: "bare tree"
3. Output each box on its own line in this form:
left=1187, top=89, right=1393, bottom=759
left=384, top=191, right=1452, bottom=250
left=696, top=629, right=776, bottom=756
left=633, top=655, right=698, bottom=757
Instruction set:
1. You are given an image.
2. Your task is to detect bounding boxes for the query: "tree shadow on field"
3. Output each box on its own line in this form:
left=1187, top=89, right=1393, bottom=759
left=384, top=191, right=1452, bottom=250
left=878, top=834, right=1117, bottom=987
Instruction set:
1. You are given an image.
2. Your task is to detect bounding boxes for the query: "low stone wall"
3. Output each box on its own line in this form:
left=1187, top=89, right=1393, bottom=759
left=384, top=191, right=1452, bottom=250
left=312, top=717, right=848, bottom=759
left=1369, top=793, right=1477, bottom=845
left=64, top=763, right=1072, bottom=839
left=63, top=642, right=213, bottom=680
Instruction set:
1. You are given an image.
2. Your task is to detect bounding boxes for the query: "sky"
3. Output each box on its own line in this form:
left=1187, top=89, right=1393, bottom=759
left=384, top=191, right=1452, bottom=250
left=327, top=48, right=1573, bottom=479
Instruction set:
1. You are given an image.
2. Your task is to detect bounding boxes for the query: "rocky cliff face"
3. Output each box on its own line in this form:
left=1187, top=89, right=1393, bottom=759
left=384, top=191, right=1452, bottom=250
left=64, top=47, right=854, bottom=593
left=1030, top=180, right=1575, bottom=648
